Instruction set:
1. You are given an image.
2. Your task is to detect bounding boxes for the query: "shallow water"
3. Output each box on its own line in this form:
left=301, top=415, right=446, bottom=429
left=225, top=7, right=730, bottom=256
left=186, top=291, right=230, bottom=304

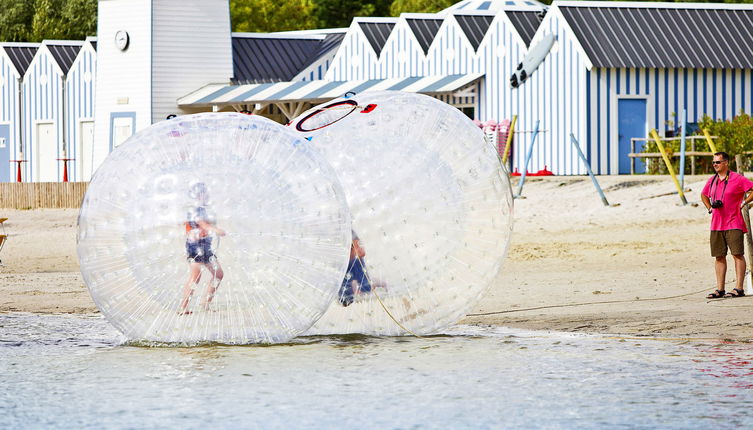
left=1, top=314, right=752, bottom=429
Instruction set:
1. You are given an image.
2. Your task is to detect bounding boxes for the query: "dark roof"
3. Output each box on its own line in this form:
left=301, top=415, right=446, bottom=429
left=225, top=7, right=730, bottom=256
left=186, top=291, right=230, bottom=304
left=506, top=10, right=545, bottom=47
left=91, top=40, right=97, bottom=51
left=559, top=6, right=753, bottom=69
left=358, top=22, right=395, bottom=57
left=2, top=45, right=39, bottom=75
left=406, top=18, right=443, bottom=54
left=231, top=34, right=344, bottom=84
left=454, top=14, right=494, bottom=51
left=47, top=44, right=82, bottom=74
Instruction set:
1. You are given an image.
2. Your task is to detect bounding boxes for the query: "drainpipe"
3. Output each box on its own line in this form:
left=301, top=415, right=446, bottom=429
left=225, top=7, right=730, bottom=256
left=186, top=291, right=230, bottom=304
left=62, top=72, right=67, bottom=181
left=17, top=76, right=24, bottom=182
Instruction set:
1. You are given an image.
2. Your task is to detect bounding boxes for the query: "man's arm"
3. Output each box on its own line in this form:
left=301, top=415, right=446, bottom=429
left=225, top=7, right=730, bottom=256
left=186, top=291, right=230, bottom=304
left=742, top=188, right=753, bottom=208
left=701, top=194, right=712, bottom=213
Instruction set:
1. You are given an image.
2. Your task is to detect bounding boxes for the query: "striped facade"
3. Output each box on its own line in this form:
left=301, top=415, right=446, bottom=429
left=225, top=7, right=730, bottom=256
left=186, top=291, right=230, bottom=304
left=65, top=38, right=96, bottom=181
left=0, top=47, right=22, bottom=182
left=530, top=2, right=753, bottom=174
left=326, top=11, right=539, bottom=171
left=22, top=41, right=82, bottom=182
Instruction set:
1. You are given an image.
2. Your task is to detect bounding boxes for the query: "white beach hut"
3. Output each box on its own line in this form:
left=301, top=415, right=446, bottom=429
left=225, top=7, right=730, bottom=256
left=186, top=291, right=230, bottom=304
left=65, top=37, right=97, bottom=181
left=22, top=40, right=83, bottom=182
left=0, top=43, right=39, bottom=182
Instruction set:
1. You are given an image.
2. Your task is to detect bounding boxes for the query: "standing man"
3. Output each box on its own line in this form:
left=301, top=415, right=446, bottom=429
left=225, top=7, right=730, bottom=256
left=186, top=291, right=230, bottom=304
left=702, top=152, right=753, bottom=298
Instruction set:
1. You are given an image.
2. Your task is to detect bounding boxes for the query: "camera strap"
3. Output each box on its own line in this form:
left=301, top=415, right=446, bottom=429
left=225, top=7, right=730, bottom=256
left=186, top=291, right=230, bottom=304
left=711, top=173, right=729, bottom=202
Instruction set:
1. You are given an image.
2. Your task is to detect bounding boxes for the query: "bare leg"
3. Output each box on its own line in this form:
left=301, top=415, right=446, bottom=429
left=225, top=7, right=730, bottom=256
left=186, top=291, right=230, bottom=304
left=715, top=256, right=727, bottom=290
left=180, top=262, right=203, bottom=314
left=201, top=260, right=224, bottom=309
left=733, top=254, right=746, bottom=292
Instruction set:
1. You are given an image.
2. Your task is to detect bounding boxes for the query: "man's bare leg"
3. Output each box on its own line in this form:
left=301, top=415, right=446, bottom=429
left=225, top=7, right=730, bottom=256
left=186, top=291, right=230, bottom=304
left=715, top=256, right=727, bottom=290
left=733, top=254, right=746, bottom=292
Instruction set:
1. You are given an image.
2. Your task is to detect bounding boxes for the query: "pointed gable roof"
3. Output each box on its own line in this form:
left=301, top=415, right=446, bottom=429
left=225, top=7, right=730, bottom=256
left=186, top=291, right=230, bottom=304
left=505, top=10, right=545, bottom=47
left=45, top=42, right=83, bottom=74
left=2, top=44, right=40, bottom=76
left=358, top=22, right=396, bottom=57
left=406, top=18, right=443, bottom=55
left=454, top=14, right=494, bottom=51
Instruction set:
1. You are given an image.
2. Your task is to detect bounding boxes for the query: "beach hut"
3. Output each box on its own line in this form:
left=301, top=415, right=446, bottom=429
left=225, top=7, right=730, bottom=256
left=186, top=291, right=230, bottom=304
left=0, top=43, right=40, bottom=182
left=65, top=37, right=97, bottom=182
left=528, top=1, right=753, bottom=174
left=324, top=4, right=546, bottom=144
left=22, top=40, right=83, bottom=182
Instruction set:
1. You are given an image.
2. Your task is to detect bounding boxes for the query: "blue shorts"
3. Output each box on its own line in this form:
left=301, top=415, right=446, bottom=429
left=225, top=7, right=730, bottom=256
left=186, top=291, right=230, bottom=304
left=186, top=238, right=214, bottom=264
left=338, top=258, right=371, bottom=306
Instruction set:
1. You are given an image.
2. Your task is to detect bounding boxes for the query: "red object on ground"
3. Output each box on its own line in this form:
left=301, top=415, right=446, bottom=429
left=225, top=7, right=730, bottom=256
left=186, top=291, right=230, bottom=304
left=9, top=160, right=27, bottom=182
left=57, top=158, right=75, bottom=182
left=511, top=168, right=521, bottom=176
left=535, top=165, right=554, bottom=176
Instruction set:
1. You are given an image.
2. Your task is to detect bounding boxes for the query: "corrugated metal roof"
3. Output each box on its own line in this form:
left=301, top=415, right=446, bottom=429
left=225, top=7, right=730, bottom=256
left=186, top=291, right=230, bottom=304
left=179, top=73, right=484, bottom=108
left=406, top=18, right=443, bottom=54
left=559, top=5, right=753, bottom=69
left=358, top=22, right=395, bottom=57
left=443, top=0, right=546, bottom=13
left=232, top=33, right=345, bottom=84
left=506, top=10, right=545, bottom=46
left=47, top=44, right=82, bottom=74
left=2, top=45, right=39, bottom=75
left=454, top=15, right=494, bottom=51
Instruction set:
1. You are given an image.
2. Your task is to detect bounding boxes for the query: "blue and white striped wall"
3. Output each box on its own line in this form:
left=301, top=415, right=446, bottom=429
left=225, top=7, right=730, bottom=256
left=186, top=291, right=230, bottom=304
left=528, top=6, right=753, bottom=175
left=0, top=48, right=22, bottom=182
left=65, top=39, right=96, bottom=181
left=326, top=10, right=539, bottom=171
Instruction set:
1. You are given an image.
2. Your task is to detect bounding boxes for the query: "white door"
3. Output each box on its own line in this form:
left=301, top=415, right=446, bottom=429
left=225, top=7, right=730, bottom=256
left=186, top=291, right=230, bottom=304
left=35, top=122, right=57, bottom=182
left=112, top=117, right=133, bottom=148
left=80, top=121, right=94, bottom=181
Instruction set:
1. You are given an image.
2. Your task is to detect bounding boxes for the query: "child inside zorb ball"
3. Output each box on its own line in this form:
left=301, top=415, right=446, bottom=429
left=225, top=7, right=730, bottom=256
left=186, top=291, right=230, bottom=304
left=180, top=182, right=226, bottom=315
left=291, top=91, right=514, bottom=336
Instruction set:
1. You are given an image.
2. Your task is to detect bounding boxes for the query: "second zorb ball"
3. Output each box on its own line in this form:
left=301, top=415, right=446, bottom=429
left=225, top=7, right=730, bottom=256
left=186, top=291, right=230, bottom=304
left=77, top=113, right=351, bottom=344
left=291, top=91, right=513, bottom=335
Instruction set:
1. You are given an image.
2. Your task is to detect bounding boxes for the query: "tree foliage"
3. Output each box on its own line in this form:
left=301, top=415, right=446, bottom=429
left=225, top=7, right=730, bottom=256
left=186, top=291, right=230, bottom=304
left=311, top=0, right=392, bottom=28
left=389, top=0, right=454, bottom=16
left=231, top=0, right=316, bottom=33
left=0, top=0, right=96, bottom=42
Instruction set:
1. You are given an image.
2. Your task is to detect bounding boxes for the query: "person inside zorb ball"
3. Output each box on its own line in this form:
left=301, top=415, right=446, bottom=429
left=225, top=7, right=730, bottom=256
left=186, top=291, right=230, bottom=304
left=291, top=91, right=514, bottom=336
left=77, top=113, right=351, bottom=344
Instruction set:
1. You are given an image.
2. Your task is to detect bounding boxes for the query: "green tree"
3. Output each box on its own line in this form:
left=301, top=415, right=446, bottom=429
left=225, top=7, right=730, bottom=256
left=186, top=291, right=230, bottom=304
left=0, top=0, right=35, bottom=41
left=61, top=0, right=97, bottom=39
left=30, top=0, right=68, bottom=41
left=231, top=0, right=317, bottom=32
left=390, top=0, right=454, bottom=16
left=311, top=0, right=391, bottom=29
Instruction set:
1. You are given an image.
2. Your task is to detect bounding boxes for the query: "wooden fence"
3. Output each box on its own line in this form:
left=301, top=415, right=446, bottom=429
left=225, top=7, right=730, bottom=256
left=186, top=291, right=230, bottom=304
left=0, top=182, right=88, bottom=209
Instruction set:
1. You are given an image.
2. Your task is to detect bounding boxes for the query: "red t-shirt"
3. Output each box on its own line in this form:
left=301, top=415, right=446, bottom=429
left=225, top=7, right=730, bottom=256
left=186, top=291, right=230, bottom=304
left=702, top=171, right=753, bottom=232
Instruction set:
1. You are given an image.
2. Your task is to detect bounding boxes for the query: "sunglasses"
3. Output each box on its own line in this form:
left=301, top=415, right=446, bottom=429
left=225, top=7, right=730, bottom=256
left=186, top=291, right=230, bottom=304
left=712, top=161, right=726, bottom=165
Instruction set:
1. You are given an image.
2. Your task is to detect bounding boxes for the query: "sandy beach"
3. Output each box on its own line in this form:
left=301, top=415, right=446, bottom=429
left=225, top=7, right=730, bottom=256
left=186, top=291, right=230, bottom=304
left=2, top=175, right=752, bottom=340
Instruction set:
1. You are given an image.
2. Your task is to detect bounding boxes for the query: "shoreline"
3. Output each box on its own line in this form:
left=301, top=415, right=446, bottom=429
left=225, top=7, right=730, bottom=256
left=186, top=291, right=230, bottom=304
left=3, top=175, right=753, bottom=341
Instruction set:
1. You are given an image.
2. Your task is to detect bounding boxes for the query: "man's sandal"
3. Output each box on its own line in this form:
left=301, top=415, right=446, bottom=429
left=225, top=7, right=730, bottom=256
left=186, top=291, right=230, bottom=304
left=724, top=288, right=746, bottom=298
left=707, top=289, right=726, bottom=299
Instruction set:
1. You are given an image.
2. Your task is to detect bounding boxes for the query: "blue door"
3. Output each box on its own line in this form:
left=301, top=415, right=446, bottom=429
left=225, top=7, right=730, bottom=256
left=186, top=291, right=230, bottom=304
left=618, top=99, right=647, bottom=174
left=0, top=125, right=10, bottom=182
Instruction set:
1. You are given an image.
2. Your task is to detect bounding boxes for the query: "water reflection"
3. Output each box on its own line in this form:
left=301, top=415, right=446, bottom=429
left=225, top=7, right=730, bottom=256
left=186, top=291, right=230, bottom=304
left=1, top=314, right=753, bottom=429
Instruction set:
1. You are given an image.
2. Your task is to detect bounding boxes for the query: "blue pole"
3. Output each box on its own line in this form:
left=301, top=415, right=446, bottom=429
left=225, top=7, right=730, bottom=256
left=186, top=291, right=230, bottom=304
left=679, top=109, right=687, bottom=190
left=570, top=133, right=610, bottom=206
left=515, top=120, right=540, bottom=198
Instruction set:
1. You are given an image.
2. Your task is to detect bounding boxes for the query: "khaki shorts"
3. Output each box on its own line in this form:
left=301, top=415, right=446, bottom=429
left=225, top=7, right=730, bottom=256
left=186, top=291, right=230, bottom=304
left=710, top=229, right=745, bottom=257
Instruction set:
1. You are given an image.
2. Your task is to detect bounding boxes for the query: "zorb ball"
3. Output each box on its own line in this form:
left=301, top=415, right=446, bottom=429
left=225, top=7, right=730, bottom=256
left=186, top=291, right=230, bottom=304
left=291, top=91, right=513, bottom=335
left=77, top=113, right=351, bottom=344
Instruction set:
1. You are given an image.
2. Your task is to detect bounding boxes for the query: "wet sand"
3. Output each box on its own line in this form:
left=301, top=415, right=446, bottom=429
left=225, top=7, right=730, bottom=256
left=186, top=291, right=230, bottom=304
left=2, top=175, right=752, bottom=340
